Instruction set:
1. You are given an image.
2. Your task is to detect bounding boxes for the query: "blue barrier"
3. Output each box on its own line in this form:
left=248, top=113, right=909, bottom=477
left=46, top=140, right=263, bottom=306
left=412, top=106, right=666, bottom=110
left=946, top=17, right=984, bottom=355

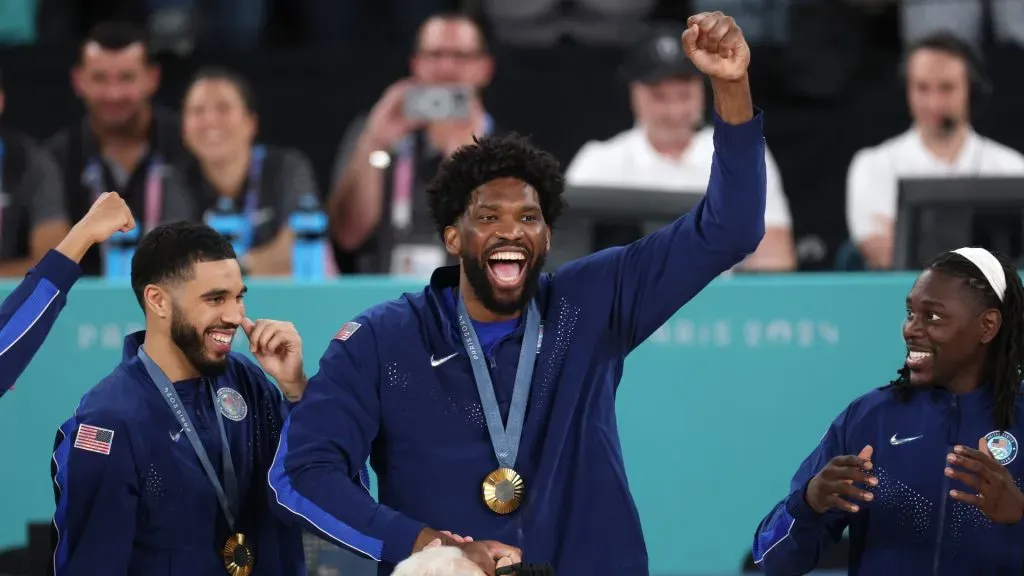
left=0, top=273, right=917, bottom=573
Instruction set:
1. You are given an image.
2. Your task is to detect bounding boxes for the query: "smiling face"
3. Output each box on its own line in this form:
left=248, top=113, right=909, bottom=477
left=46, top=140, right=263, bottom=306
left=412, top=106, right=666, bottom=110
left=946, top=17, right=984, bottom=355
left=903, top=268, right=1001, bottom=389
left=153, top=259, right=247, bottom=376
left=73, top=41, right=158, bottom=131
left=183, top=77, right=256, bottom=165
left=445, top=177, right=550, bottom=317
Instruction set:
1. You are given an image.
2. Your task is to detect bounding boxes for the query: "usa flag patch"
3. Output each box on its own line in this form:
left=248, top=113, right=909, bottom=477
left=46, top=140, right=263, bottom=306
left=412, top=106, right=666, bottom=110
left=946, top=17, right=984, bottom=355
left=335, top=322, right=362, bottom=341
left=74, top=424, right=114, bottom=455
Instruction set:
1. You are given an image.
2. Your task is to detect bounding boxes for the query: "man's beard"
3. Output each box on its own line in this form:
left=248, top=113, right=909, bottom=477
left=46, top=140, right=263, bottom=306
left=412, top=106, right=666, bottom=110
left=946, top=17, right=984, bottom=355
left=170, top=305, right=231, bottom=377
left=461, top=247, right=546, bottom=316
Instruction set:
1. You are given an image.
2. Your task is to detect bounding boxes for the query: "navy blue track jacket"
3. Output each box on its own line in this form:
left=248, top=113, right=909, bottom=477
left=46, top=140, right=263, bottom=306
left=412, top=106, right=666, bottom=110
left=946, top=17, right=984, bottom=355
left=754, top=385, right=1024, bottom=575
left=0, top=250, right=81, bottom=397
left=268, top=110, right=767, bottom=575
left=50, top=332, right=305, bottom=575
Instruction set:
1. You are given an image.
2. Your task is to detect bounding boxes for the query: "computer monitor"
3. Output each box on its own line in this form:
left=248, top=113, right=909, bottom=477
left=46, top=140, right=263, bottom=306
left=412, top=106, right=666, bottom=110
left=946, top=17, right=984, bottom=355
left=563, top=185, right=706, bottom=250
left=543, top=185, right=705, bottom=269
left=564, top=185, right=706, bottom=220
left=893, top=177, right=1024, bottom=270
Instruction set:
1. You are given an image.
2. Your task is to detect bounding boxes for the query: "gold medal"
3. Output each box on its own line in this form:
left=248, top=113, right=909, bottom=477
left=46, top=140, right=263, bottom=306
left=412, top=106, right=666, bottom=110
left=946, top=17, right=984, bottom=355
left=482, top=467, right=525, bottom=514
left=222, top=533, right=254, bottom=576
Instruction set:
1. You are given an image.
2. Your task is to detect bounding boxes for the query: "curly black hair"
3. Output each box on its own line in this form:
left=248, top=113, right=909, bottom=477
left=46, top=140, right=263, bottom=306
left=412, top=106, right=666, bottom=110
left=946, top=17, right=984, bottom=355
left=891, top=250, right=1024, bottom=430
left=130, top=221, right=236, bottom=310
left=425, top=133, right=567, bottom=238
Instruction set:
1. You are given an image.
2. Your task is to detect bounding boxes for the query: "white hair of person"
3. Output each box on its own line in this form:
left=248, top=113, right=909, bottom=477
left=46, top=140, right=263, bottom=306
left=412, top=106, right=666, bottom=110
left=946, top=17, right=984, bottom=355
left=392, top=546, right=485, bottom=576
left=952, top=247, right=1007, bottom=302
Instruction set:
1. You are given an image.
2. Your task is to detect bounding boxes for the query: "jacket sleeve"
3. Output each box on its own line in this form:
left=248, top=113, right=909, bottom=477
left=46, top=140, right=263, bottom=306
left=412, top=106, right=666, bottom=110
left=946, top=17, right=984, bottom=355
left=557, top=110, right=767, bottom=354
left=50, top=408, right=138, bottom=575
left=752, top=408, right=853, bottom=575
left=0, top=250, right=81, bottom=397
left=268, top=318, right=427, bottom=564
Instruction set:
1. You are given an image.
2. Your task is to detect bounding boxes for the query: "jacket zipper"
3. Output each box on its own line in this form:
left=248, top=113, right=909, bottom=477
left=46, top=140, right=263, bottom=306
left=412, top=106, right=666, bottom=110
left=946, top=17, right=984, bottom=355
left=932, top=395, right=958, bottom=575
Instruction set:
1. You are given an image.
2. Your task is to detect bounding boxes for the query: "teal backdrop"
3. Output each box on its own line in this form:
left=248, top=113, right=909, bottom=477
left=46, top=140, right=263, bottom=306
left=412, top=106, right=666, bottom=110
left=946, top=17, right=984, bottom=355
left=0, top=273, right=919, bottom=574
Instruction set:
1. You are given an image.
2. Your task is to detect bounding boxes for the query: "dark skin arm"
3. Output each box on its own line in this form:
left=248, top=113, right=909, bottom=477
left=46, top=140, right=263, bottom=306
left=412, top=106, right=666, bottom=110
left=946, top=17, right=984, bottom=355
left=945, top=438, right=1024, bottom=524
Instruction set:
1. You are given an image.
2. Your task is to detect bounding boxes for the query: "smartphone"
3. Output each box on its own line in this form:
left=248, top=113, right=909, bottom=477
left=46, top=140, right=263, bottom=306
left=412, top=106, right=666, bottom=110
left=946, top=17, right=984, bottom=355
left=403, top=85, right=472, bottom=121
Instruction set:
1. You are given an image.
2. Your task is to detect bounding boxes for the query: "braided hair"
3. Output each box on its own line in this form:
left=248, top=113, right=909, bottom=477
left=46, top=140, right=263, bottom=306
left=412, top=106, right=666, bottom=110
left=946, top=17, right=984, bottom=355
left=890, top=250, right=1024, bottom=430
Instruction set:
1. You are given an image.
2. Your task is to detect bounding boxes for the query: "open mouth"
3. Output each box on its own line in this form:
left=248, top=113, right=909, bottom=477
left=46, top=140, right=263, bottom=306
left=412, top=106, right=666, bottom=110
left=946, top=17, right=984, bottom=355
left=906, top=347, right=933, bottom=370
left=206, top=329, right=235, bottom=355
left=486, top=249, right=527, bottom=289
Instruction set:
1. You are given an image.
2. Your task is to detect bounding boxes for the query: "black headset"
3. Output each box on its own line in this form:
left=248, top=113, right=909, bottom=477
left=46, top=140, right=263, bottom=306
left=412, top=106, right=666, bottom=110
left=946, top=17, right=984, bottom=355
left=899, top=31, right=993, bottom=126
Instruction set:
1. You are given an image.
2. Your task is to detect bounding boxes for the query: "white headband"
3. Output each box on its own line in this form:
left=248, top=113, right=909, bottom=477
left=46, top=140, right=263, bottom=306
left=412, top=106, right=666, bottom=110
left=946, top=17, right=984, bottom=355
left=952, top=247, right=1006, bottom=301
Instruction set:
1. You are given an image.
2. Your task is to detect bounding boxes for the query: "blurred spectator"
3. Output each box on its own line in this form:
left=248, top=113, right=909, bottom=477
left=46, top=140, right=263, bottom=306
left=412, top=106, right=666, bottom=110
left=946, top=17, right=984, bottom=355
left=481, top=0, right=657, bottom=47
left=845, top=32, right=1024, bottom=270
left=0, top=67, right=71, bottom=277
left=168, top=67, right=324, bottom=277
left=899, top=0, right=1024, bottom=49
left=328, top=12, right=497, bottom=275
left=44, top=21, right=187, bottom=276
left=566, top=26, right=796, bottom=272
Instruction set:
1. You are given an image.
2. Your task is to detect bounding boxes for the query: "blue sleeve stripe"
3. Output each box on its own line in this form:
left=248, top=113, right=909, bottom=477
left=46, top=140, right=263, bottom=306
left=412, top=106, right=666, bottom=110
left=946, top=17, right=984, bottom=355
left=0, top=279, right=60, bottom=358
left=268, top=418, right=384, bottom=561
left=51, top=417, right=77, bottom=574
left=753, top=507, right=795, bottom=565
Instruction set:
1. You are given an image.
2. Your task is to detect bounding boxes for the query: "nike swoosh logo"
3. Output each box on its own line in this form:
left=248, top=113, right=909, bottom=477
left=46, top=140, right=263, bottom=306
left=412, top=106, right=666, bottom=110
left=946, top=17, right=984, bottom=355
left=430, top=353, right=458, bottom=367
left=169, top=430, right=182, bottom=442
left=890, top=433, right=923, bottom=445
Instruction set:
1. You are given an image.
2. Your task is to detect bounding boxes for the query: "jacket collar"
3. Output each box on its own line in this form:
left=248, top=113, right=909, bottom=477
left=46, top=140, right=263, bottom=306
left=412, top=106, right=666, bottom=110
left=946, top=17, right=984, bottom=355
left=423, top=264, right=552, bottom=349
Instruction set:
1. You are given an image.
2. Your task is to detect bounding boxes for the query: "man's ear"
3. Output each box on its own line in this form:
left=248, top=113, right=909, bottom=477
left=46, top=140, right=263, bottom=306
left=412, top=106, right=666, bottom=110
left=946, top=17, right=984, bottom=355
left=143, top=285, right=172, bottom=319
left=444, top=226, right=460, bottom=257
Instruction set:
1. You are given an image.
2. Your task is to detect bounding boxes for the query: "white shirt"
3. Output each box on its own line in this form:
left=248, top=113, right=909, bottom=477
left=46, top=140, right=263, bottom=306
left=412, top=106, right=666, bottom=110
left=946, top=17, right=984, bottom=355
left=564, top=125, right=792, bottom=228
left=845, top=128, right=1024, bottom=242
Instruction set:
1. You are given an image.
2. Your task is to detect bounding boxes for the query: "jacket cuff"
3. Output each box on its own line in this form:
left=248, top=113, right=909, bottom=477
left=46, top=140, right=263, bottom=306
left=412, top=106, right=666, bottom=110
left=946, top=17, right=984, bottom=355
left=785, top=485, right=825, bottom=524
left=34, top=250, right=82, bottom=294
left=713, top=107, right=765, bottom=152
left=381, top=514, right=429, bottom=564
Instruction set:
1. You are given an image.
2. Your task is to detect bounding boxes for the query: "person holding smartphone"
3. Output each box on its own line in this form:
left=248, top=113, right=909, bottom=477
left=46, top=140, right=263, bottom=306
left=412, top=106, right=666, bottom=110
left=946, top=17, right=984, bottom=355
left=327, top=12, right=499, bottom=277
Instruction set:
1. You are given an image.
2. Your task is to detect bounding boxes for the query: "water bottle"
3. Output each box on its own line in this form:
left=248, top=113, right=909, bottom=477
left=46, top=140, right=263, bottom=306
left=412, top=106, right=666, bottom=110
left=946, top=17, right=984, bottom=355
left=288, top=193, right=329, bottom=281
left=105, top=227, right=140, bottom=282
left=206, top=197, right=248, bottom=258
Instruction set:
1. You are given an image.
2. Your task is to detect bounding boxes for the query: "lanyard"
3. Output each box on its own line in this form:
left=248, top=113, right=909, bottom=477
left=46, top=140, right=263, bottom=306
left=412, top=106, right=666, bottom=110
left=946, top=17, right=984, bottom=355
left=455, top=294, right=540, bottom=469
left=240, top=145, right=266, bottom=251
left=138, top=347, right=240, bottom=531
left=82, top=154, right=164, bottom=233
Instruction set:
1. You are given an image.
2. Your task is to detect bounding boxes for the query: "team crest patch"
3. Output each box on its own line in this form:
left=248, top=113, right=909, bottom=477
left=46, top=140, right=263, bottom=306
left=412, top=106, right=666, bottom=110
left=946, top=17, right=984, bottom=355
left=335, top=322, right=362, bottom=341
left=216, top=387, right=248, bottom=422
left=984, top=430, right=1018, bottom=466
